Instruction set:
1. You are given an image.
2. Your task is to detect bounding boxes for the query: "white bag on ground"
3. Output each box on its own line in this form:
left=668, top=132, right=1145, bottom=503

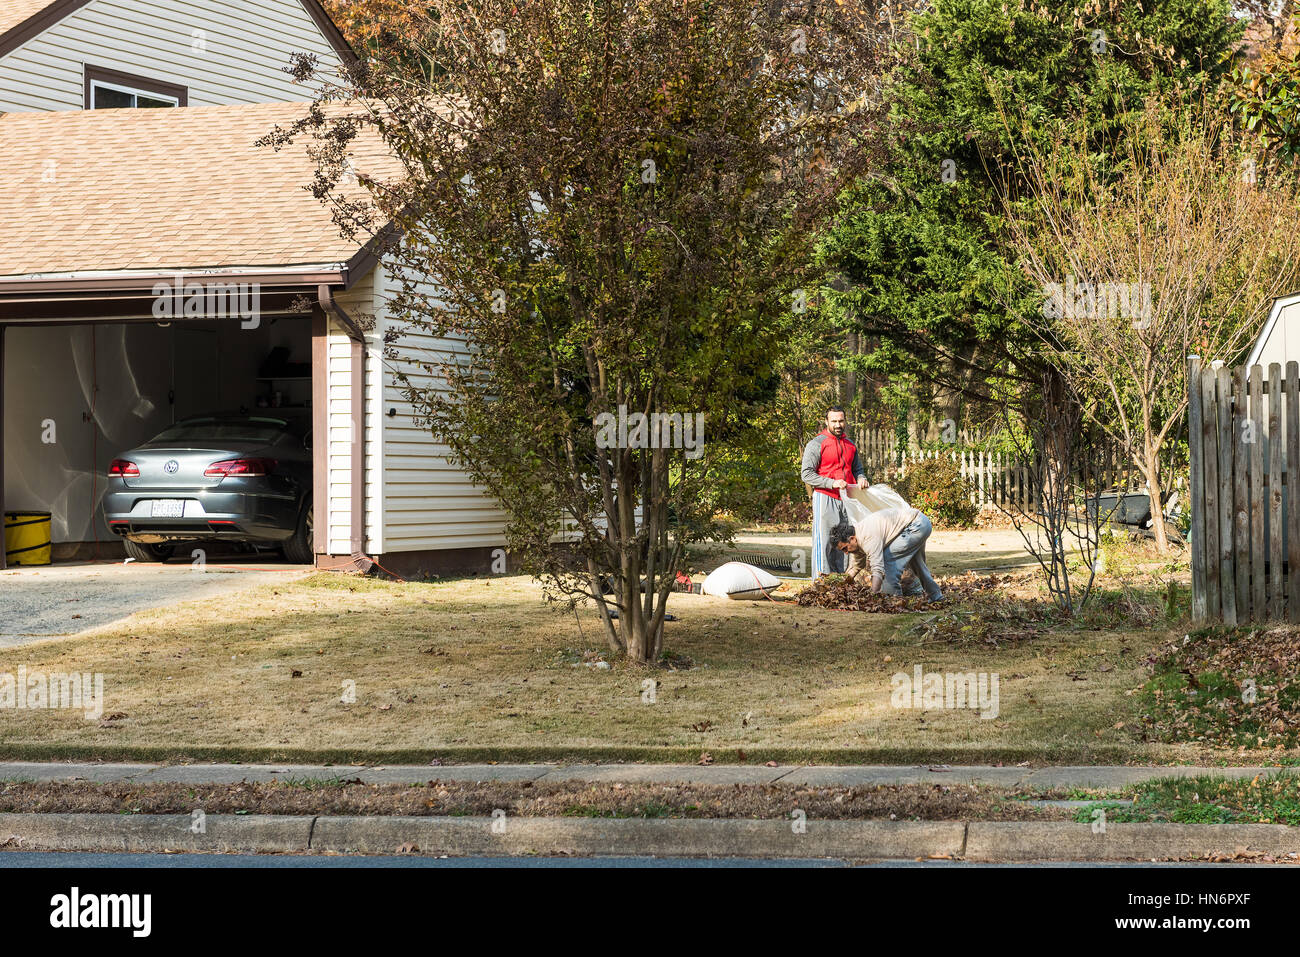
left=841, top=484, right=910, bottom=524
left=701, top=561, right=780, bottom=600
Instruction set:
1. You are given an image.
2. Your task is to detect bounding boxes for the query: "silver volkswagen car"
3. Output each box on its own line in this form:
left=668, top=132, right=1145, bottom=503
left=102, top=411, right=313, bottom=563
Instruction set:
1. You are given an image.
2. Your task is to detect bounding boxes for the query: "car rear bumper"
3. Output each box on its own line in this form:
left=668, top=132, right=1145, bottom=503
left=102, top=489, right=299, bottom=543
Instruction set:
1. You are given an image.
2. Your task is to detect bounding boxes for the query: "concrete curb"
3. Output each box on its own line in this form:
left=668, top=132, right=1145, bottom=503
left=0, top=813, right=312, bottom=854
left=2, top=814, right=1299, bottom=860
left=308, top=817, right=965, bottom=859
left=964, top=822, right=1300, bottom=861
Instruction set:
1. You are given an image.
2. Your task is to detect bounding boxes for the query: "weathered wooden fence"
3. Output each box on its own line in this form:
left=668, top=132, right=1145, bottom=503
left=1187, top=356, right=1300, bottom=625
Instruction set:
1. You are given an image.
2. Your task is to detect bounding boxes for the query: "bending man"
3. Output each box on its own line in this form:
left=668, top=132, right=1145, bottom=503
left=829, top=506, right=944, bottom=601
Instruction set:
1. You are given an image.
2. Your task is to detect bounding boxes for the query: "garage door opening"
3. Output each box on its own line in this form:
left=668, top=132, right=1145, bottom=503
left=2, top=313, right=316, bottom=566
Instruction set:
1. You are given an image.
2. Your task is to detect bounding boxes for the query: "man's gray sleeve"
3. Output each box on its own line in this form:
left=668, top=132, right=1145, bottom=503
left=801, top=435, right=834, bottom=489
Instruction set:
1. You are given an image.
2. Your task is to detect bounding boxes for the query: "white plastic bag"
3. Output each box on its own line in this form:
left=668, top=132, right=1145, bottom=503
left=701, top=561, right=780, bottom=600
left=840, top=484, right=909, bottom=524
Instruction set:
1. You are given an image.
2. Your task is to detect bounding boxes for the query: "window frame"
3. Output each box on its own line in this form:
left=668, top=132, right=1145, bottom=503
left=83, top=66, right=188, bottom=110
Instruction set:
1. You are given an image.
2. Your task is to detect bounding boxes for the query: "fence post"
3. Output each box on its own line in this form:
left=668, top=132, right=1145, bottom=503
left=1250, top=365, right=1267, bottom=621
left=1201, top=368, right=1221, bottom=620
left=1201, top=367, right=1221, bottom=620
left=1270, top=363, right=1285, bottom=620
left=997, top=452, right=1004, bottom=507
left=1188, top=356, right=1207, bottom=623
left=1234, top=367, right=1251, bottom=619
left=1288, top=363, right=1300, bottom=623
left=1216, top=364, right=1237, bottom=626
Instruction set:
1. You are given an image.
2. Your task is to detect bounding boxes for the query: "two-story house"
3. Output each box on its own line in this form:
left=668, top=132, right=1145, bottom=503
left=0, top=0, right=507, bottom=574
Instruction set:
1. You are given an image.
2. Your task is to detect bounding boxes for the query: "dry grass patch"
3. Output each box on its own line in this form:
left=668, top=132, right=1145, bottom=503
left=0, top=778, right=1075, bottom=821
left=0, top=571, right=1196, bottom=762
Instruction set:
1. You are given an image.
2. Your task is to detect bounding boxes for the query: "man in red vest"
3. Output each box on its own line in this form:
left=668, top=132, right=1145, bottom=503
left=801, top=406, right=867, bottom=577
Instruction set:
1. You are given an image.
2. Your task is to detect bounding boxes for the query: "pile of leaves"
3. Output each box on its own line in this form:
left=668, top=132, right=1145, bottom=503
left=794, top=571, right=1011, bottom=614
left=913, top=596, right=1056, bottom=648
left=1138, top=626, right=1300, bottom=749
left=914, top=581, right=1175, bottom=648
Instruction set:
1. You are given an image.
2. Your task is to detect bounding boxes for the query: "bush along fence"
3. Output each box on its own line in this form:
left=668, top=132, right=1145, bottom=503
left=896, top=448, right=1031, bottom=511
left=1187, top=356, right=1300, bottom=625
left=857, top=429, right=1135, bottom=512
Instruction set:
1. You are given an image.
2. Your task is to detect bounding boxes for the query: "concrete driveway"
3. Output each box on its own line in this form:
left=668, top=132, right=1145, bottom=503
left=0, top=558, right=311, bottom=647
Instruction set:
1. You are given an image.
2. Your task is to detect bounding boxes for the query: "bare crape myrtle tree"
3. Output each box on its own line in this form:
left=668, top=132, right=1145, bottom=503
left=264, top=0, right=888, bottom=661
left=996, top=371, right=1105, bottom=615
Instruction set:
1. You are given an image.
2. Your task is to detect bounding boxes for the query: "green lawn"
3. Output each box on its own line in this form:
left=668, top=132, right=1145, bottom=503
left=1071, top=773, right=1300, bottom=825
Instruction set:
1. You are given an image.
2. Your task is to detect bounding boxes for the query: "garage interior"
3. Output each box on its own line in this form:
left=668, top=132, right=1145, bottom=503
left=0, top=283, right=327, bottom=566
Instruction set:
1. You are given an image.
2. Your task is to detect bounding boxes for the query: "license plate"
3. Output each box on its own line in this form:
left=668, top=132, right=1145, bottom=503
left=150, top=500, right=184, bottom=518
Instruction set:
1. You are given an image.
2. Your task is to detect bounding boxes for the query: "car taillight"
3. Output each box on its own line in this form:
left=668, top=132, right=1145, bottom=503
left=204, top=458, right=276, bottom=477
left=108, top=459, right=139, bottom=476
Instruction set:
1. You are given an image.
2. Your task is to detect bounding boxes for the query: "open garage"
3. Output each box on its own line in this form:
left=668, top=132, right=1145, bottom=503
left=4, top=311, right=314, bottom=561
left=0, top=101, right=506, bottom=576
left=0, top=269, right=354, bottom=567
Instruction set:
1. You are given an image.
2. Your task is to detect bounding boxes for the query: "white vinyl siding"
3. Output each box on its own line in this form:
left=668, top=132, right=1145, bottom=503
left=323, top=271, right=384, bottom=556
left=0, top=0, right=340, bottom=113
left=372, top=262, right=508, bottom=553
left=1249, top=296, right=1300, bottom=372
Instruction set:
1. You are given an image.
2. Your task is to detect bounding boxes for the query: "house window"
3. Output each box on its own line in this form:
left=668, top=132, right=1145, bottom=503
left=83, top=67, right=188, bottom=109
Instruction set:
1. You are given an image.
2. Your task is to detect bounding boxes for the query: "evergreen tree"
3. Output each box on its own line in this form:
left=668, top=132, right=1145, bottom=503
left=821, top=0, right=1243, bottom=437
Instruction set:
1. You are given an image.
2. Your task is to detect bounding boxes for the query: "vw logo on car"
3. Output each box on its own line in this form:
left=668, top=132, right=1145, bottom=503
left=163, top=459, right=180, bottom=474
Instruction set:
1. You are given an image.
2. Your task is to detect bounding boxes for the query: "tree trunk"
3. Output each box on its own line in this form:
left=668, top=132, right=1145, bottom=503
left=1039, top=367, right=1080, bottom=612
left=844, top=330, right=858, bottom=419
left=930, top=367, right=962, bottom=444
left=1141, top=454, right=1170, bottom=553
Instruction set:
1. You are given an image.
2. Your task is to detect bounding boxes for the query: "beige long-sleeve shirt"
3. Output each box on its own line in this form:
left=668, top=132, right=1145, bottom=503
left=844, top=507, right=920, bottom=582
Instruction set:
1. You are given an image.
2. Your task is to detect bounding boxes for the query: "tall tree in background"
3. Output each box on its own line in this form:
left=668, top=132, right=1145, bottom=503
left=820, top=0, right=1244, bottom=445
left=322, top=0, right=434, bottom=55
left=277, top=0, right=884, bottom=661
left=1005, top=99, right=1300, bottom=551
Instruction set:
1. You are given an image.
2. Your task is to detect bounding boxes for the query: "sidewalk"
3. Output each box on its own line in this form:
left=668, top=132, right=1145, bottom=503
left=0, top=761, right=1293, bottom=787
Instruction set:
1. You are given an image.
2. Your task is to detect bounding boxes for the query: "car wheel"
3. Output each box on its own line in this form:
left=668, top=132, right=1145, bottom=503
left=282, top=497, right=314, bottom=565
left=123, top=540, right=175, bottom=563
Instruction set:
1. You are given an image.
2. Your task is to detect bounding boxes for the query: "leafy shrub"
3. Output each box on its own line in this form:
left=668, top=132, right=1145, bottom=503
left=764, top=492, right=812, bottom=530
left=894, top=457, right=978, bottom=528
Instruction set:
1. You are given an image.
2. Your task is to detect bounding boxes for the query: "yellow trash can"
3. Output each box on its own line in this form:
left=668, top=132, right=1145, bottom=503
left=4, top=511, right=52, bottom=566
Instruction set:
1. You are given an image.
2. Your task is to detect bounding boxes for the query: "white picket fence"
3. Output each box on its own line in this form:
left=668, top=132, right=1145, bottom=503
left=857, top=428, right=1031, bottom=510
left=896, top=448, right=1032, bottom=510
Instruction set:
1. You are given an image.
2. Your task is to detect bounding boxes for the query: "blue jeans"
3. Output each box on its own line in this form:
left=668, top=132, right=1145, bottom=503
left=881, top=514, right=942, bottom=600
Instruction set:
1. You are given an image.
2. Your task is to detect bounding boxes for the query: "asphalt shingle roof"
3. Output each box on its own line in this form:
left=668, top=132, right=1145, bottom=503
left=0, top=100, right=400, bottom=278
left=0, top=0, right=54, bottom=39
